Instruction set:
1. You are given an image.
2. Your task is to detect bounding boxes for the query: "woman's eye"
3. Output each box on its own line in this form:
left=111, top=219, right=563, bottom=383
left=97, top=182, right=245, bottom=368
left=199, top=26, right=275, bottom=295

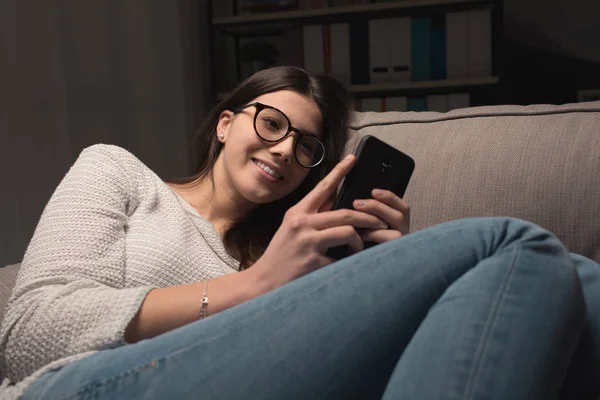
left=262, top=118, right=280, bottom=131
left=299, top=142, right=315, bottom=154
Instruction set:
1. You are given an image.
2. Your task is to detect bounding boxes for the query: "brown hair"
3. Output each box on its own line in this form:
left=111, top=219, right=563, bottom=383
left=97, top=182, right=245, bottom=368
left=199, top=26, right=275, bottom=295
left=173, top=66, right=352, bottom=270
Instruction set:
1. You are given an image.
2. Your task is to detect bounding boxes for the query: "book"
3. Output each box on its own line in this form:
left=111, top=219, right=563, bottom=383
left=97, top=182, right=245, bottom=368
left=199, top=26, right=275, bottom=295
left=283, top=28, right=304, bottom=68
left=446, top=12, right=469, bottom=79
left=369, top=18, right=390, bottom=84
left=330, top=23, right=351, bottom=84
left=411, top=17, right=432, bottom=81
left=426, top=94, right=448, bottom=112
left=386, top=96, right=408, bottom=112
left=389, top=17, right=411, bottom=82
left=448, top=93, right=470, bottom=110
left=361, top=97, right=384, bottom=112
left=430, top=14, right=447, bottom=80
left=407, top=96, right=427, bottom=111
left=468, top=9, right=492, bottom=77
left=303, top=25, right=325, bottom=75
left=350, top=20, right=370, bottom=84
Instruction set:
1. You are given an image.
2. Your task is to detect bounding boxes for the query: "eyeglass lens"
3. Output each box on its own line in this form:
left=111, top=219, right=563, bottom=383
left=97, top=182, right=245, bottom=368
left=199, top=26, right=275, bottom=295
left=255, top=107, right=324, bottom=167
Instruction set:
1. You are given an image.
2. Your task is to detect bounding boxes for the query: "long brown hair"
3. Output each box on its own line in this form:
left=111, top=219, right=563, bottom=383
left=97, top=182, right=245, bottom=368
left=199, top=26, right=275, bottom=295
left=174, top=66, right=352, bottom=269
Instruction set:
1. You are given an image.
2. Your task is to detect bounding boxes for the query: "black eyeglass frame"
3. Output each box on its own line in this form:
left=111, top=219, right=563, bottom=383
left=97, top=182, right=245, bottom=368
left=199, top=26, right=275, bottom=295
left=232, top=102, right=325, bottom=168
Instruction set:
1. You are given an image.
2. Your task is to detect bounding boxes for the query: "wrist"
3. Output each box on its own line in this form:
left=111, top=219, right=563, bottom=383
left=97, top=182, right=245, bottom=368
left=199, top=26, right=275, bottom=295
left=240, top=260, right=277, bottom=298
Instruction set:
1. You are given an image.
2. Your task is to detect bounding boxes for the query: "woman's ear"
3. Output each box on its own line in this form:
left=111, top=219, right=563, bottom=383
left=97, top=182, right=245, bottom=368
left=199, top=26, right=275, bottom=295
left=216, top=110, right=234, bottom=142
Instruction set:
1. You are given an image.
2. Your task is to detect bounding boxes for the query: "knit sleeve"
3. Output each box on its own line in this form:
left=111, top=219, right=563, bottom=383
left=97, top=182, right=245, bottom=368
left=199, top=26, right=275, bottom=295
left=0, top=144, right=154, bottom=382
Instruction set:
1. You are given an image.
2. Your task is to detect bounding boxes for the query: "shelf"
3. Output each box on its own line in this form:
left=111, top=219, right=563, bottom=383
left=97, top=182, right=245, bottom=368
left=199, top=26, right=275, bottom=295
left=213, top=0, right=497, bottom=35
left=218, top=76, right=499, bottom=100
left=350, top=76, right=499, bottom=94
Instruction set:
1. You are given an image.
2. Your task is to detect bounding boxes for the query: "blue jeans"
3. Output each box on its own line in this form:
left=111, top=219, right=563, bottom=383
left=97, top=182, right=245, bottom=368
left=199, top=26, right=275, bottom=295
left=23, top=217, right=600, bottom=399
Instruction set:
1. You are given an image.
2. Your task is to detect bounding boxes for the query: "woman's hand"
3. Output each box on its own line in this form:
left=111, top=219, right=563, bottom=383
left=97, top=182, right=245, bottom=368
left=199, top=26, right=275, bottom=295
left=352, top=189, right=410, bottom=244
left=250, top=155, right=388, bottom=291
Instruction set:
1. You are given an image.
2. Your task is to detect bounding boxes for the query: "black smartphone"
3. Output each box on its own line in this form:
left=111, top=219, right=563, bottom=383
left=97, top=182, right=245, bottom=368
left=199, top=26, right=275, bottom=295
left=327, top=135, right=415, bottom=260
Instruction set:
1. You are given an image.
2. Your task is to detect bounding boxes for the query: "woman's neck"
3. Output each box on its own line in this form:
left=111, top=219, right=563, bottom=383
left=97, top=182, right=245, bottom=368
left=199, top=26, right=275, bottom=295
left=168, top=175, right=256, bottom=236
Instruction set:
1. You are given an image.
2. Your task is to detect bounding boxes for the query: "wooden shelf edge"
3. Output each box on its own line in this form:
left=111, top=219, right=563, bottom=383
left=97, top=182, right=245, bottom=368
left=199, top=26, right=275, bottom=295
left=349, top=76, right=499, bottom=93
left=213, top=0, right=495, bottom=26
left=217, top=76, right=499, bottom=99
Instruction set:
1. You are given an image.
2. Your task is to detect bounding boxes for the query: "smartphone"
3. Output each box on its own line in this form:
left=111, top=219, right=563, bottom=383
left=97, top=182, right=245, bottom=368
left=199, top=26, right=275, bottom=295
left=327, top=135, right=415, bottom=260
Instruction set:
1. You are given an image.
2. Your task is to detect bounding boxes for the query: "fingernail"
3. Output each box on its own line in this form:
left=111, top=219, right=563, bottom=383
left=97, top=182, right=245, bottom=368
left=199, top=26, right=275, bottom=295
left=354, top=200, right=365, bottom=207
left=344, top=154, right=354, bottom=162
left=373, top=189, right=383, bottom=197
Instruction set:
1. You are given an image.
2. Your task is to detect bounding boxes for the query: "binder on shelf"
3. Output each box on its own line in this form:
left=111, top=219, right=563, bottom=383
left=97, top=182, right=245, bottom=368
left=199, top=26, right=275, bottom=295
left=330, top=23, right=351, bottom=85
left=430, top=14, right=447, bottom=80
left=448, top=93, right=470, bottom=110
left=389, top=17, right=411, bottom=82
left=446, top=12, right=469, bottom=79
left=426, top=94, right=448, bottom=112
left=411, top=17, right=432, bottom=82
left=407, top=96, right=427, bottom=112
left=386, top=96, right=408, bottom=112
left=361, top=97, right=384, bottom=112
left=350, top=20, right=370, bottom=84
left=468, top=9, right=492, bottom=77
left=369, top=18, right=390, bottom=84
left=283, top=28, right=304, bottom=68
left=303, top=25, right=325, bottom=75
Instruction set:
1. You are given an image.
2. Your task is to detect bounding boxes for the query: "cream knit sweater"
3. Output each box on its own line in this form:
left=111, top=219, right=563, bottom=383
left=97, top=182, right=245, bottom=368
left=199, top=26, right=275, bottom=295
left=0, top=145, right=240, bottom=399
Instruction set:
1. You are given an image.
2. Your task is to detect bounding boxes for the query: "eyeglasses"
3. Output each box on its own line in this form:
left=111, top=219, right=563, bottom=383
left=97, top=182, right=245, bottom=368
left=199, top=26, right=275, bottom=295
left=233, top=102, right=325, bottom=168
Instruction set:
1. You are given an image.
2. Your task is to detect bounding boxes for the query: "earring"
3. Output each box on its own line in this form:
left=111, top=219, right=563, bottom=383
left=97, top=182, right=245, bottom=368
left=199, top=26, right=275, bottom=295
left=218, top=134, right=224, bottom=140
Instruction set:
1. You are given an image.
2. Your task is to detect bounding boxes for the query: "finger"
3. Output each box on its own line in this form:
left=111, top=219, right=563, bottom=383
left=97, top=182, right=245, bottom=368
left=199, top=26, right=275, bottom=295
left=353, top=198, right=406, bottom=231
left=311, top=209, right=388, bottom=231
left=372, top=189, right=410, bottom=216
left=296, top=154, right=355, bottom=213
left=360, top=229, right=403, bottom=244
left=315, top=225, right=363, bottom=254
left=374, top=189, right=410, bottom=230
left=318, top=193, right=336, bottom=213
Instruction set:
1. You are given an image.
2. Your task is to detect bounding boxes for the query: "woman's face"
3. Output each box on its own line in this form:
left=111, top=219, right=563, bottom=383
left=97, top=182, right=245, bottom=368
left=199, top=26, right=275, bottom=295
left=215, top=90, right=323, bottom=205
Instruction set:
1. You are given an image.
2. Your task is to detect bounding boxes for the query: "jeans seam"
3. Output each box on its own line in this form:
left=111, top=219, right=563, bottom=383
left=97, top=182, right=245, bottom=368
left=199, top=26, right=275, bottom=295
left=462, top=243, right=522, bottom=399
left=59, top=358, right=162, bottom=400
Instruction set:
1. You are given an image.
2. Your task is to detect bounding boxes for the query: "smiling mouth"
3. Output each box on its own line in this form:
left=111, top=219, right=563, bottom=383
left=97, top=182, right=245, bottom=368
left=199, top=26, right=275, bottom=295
left=252, top=158, right=284, bottom=181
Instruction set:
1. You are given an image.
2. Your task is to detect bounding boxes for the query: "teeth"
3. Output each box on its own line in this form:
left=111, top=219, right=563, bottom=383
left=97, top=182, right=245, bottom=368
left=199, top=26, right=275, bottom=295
left=255, top=160, right=282, bottom=179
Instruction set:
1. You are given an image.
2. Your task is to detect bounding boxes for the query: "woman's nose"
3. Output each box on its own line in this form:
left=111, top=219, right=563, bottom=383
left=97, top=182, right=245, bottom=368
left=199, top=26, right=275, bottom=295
left=269, top=134, right=295, bottom=164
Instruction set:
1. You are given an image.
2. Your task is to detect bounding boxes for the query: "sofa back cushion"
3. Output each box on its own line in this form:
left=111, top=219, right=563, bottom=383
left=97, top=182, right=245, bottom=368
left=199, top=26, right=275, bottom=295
left=0, top=263, right=20, bottom=381
left=347, top=101, right=600, bottom=263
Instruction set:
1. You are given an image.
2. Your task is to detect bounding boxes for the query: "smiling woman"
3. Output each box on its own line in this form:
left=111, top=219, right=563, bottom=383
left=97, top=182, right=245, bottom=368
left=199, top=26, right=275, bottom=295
left=2, top=66, right=599, bottom=400
left=167, top=67, right=351, bottom=269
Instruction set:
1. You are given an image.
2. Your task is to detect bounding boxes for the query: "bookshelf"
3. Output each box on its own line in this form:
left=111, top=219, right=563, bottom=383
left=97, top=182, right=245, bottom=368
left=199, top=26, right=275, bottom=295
left=207, top=0, right=504, bottom=112
left=213, top=0, right=496, bottom=29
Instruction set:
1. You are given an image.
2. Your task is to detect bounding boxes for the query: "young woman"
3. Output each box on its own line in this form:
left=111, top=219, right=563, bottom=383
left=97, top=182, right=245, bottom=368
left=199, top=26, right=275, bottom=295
left=1, top=66, right=598, bottom=399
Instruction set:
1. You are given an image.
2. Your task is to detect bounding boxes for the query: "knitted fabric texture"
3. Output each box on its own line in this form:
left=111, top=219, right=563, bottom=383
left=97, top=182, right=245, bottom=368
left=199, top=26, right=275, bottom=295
left=0, top=145, right=239, bottom=398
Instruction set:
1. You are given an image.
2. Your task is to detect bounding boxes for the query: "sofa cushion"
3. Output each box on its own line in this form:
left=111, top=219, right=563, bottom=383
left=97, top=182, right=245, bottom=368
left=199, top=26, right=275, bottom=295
left=0, top=263, right=20, bottom=381
left=347, top=101, right=600, bottom=263
left=0, top=263, right=19, bottom=326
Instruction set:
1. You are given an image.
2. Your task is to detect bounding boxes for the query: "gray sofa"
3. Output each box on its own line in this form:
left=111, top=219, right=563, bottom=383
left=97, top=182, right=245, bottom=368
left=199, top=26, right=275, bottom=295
left=1, top=100, right=599, bottom=384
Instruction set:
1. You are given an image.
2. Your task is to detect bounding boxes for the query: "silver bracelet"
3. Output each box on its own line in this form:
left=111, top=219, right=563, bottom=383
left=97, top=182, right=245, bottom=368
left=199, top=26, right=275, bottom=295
left=199, top=279, right=209, bottom=320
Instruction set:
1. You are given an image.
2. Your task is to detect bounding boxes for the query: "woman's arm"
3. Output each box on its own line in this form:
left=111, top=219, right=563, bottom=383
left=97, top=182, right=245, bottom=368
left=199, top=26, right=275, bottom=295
left=0, top=145, right=154, bottom=382
left=124, top=267, right=271, bottom=343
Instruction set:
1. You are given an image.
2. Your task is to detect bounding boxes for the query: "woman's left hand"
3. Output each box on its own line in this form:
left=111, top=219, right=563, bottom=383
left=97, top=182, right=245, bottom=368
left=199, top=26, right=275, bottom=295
left=352, top=189, right=410, bottom=244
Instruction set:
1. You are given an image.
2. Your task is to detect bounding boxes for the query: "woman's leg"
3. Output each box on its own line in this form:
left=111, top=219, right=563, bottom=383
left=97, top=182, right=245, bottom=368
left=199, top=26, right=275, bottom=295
left=559, top=253, right=600, bottom=399
left=23, top=217, right=585, bottom=400
left=380, top=239, right=588, bottom=399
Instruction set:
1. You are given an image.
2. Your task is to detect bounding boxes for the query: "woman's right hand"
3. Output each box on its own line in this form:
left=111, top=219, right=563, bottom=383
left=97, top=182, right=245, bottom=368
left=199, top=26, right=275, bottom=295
left=250, top=154, right=389, bottom=291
